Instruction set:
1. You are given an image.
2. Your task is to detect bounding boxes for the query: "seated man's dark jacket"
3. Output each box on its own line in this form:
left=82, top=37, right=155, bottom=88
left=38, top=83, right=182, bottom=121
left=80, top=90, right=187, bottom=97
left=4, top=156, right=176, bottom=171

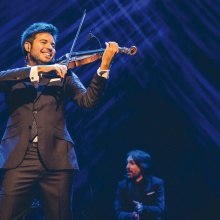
left=115, top=175, right=165, bottom=220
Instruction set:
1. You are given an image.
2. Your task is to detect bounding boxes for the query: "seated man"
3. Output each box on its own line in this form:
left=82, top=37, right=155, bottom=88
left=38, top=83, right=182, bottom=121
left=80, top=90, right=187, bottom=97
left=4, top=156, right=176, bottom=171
left=114, top=150, right=165, bottom=220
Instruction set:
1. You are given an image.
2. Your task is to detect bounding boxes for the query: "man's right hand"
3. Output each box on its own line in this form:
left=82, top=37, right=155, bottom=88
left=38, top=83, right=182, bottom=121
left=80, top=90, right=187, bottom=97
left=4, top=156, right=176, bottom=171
left=132, top=211, right=139, bottom=220
left=37, top=64, right=67, bottom=78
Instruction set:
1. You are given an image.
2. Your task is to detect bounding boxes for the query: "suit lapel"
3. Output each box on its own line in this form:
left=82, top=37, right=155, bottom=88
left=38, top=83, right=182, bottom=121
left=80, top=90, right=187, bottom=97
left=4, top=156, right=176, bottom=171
left=144, top=176, right=152, bottom=193
left=34, top=76, right=50, bottom=103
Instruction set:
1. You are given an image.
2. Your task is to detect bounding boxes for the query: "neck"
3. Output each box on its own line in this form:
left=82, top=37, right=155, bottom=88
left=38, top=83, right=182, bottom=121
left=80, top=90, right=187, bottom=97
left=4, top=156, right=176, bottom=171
left=25, top=56, right=37, bottom=66
left=135, top=175, right=143, bottom=183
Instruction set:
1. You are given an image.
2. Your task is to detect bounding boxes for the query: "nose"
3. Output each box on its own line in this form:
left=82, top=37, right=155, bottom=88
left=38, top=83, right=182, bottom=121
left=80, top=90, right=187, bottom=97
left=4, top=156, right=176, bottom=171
left=46, top=43, right=54, bottom=51
left=49, top=45, right=53, bottom=51
left=126, top=163, right=130, bottom=169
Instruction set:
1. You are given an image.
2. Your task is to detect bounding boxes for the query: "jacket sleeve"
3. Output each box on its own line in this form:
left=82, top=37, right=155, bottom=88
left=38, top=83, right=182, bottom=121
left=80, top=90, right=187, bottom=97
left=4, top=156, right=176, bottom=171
left=114, top=181, right=135, bottom=220
left=65, top=70, right=107, bottom=110
left=0, top=67, right=31, bottom=92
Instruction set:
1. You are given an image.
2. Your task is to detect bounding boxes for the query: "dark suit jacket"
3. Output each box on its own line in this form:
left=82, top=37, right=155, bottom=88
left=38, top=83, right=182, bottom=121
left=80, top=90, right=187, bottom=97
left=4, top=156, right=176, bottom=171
left=114, top=175, right=165, bottom=220
left=0, top=67, right=106, bottom=172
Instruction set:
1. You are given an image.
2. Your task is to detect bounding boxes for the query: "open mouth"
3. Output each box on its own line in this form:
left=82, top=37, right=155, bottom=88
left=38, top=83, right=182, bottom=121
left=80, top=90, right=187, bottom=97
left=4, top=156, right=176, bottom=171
left=127, top=171, right=132, bottom=175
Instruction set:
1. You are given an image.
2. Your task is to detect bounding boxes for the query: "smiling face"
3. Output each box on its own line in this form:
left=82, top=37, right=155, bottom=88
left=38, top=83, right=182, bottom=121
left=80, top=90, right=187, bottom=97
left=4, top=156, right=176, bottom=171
left=25, top=32, right=56, bottom=66
left=126, top=156, right=143, bottom=182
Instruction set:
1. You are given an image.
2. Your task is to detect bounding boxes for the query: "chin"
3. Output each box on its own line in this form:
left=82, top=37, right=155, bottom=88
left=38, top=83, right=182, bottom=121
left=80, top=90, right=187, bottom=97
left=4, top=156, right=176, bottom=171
left=39, top=60, right=52, bottom=64
left=41, top=56, right=53, bottom=63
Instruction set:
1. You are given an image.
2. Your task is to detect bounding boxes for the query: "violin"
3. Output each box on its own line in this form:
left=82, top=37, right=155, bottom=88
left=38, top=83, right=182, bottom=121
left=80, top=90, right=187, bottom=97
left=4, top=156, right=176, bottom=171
left=56, top=45, right=137, bottom=69
left=55, top=10, right=137, bottom=70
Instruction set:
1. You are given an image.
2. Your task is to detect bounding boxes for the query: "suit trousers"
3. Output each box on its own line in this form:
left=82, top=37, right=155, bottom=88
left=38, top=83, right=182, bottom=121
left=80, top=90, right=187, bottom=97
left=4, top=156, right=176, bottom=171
left=0, top=143, right=74, bottom=220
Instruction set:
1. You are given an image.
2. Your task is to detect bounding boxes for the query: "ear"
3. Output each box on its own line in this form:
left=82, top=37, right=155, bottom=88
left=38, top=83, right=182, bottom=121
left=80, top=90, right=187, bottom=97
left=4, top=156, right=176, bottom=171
left=24, top=42, right=31, bottom=52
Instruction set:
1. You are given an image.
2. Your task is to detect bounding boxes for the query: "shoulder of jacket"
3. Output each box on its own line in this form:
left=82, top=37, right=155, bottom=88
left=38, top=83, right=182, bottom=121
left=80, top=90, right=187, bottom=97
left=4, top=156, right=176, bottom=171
left=150, top=175, right=164, bottom=184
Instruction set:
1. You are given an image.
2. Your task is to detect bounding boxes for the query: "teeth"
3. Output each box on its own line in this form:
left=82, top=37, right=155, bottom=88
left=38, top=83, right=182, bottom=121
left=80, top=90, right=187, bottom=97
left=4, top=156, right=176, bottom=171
left=44, top=54, right=51, bottom=57
left=43, top=52, right=51, bottom=55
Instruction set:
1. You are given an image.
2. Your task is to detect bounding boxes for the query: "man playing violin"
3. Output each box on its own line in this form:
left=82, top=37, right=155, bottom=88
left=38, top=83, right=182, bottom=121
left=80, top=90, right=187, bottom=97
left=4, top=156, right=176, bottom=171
left=0, top=22, right=118, bottom=219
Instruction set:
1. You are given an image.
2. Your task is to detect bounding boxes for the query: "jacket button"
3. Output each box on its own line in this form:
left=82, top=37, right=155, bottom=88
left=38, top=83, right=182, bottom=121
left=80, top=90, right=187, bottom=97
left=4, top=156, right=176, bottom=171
left=33, top=111, right=37, bottom=114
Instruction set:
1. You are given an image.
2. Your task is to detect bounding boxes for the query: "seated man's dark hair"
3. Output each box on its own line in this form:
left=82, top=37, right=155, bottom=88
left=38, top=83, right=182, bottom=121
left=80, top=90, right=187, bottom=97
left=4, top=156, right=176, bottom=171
left=127, top=150, right=152, bottom=176
left=21, top=22, right=58, bottom=56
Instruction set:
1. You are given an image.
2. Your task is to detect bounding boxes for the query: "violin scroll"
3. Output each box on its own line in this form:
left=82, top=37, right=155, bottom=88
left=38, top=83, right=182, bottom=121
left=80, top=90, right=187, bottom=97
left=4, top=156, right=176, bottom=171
left=119, top=46, right=137, bottom=55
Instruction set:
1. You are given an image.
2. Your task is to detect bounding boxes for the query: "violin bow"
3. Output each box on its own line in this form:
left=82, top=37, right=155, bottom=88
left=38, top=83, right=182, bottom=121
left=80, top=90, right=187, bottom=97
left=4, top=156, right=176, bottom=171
left=62, top=9, right=86, bottom=85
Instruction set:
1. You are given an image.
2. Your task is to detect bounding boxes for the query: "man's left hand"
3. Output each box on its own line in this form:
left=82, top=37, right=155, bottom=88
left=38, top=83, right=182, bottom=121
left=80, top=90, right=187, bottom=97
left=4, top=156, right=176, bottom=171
left=100, top=41, right=119, bottom=70
left=133, top=200, right=143, bottom=214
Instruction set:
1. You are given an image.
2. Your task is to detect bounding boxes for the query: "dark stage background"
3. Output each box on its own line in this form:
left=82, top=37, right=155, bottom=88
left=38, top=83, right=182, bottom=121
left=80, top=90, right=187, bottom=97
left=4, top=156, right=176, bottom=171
left=0, top=0, right=220, bottom=219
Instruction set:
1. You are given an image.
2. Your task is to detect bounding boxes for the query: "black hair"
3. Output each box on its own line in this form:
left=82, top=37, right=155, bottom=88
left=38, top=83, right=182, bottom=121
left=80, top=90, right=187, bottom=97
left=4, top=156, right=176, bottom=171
left=127, top=150, right=152, bottom=176
left=21, top=22, right=58, bottom=56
